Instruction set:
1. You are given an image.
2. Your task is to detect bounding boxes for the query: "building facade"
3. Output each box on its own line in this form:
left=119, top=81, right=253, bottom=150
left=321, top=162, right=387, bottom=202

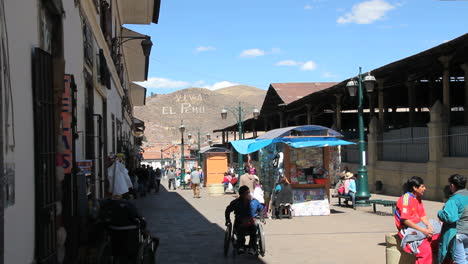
left=0, top=0, right=160, bottom=263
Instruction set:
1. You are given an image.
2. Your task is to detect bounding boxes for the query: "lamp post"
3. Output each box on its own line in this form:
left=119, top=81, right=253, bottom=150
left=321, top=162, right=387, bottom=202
left=346, top=67, right=377, bottom=205
left=160, top=148, right=163, bottom=169
left=221, top=102, right=260, bottom=175
left=179, top=120, right=186, bottom=181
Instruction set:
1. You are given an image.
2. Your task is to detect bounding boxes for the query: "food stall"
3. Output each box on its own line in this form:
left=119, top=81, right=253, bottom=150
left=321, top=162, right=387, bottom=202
left=231, top=125, right=353, bottom=216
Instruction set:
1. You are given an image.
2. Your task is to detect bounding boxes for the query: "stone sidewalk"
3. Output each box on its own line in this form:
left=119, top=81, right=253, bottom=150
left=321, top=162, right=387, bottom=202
left=133, top=183, right=446, bottom=264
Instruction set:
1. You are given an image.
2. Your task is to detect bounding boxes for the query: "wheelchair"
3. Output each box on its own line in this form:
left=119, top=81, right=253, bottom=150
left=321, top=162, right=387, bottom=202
left=97, top=218, right=159, bottom=264
left=224, top=217, right=266, bottom=258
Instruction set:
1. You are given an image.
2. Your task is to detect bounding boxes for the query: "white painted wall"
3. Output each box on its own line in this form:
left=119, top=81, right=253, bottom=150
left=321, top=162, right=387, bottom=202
left=107, top=80, right=122, bottom=154
left=3, top=0, right=39, bottom=263
left=63, top=0, right=86, bottom=161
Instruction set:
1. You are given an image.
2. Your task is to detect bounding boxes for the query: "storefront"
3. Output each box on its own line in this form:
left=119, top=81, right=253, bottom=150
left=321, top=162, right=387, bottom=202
left=232, top=125, right=352, bottom=216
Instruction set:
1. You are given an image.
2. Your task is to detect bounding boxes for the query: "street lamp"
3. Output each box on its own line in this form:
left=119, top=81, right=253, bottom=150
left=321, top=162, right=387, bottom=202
left=160, top=148, right=163, bottom=168
left=179, top=120, right=186, bottom=181
left=220, top=102, right=260, bottom=175
left=346, top=67, right=377, bottom=206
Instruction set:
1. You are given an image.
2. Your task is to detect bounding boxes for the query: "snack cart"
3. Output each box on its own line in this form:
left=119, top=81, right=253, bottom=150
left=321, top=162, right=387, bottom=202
left=231, top=125, right=354, bottom=216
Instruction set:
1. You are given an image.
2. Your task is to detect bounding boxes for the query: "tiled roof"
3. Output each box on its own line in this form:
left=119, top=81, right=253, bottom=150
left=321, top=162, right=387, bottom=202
left=270, top=82, right=339, bottom=105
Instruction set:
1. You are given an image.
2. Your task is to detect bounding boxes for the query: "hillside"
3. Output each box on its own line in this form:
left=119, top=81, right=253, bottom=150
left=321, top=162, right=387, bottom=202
left=134, top=86, right=266, bottom=144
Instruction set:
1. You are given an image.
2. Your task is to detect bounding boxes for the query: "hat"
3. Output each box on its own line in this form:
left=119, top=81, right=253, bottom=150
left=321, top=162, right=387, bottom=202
left=345, top=172, right=354, bottom=179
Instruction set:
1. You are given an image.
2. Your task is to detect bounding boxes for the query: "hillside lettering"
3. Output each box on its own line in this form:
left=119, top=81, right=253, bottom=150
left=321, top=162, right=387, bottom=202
left=162, top=103, right=206, bottom=115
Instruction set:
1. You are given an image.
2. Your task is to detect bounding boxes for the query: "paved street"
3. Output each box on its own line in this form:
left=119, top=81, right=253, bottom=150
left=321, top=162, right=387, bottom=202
left=133, top=181, right=445, bottom=264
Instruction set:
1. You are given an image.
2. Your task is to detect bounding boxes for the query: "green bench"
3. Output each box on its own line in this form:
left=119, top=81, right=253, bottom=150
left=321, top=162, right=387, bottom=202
left=337, top=194, right=353, bottom=207
left=369, top=199, right=396, bottom=214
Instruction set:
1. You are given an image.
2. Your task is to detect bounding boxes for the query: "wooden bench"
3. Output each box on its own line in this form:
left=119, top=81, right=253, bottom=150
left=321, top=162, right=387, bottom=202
left=369, top=199, right=396, bottom=214
left=337, top=194, right=352, bottom=207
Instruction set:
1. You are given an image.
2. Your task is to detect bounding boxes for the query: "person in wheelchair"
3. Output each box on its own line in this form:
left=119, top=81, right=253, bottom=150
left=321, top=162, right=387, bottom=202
left=225, top=186, right=264, bottom=255
left=100, top=195, right=148, bottom=263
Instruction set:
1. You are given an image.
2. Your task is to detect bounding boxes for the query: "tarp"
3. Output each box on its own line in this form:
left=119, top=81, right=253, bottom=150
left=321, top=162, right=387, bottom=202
left=257, top=125, right=343, bottom=139
left=231, top=137, right=355, bottom=155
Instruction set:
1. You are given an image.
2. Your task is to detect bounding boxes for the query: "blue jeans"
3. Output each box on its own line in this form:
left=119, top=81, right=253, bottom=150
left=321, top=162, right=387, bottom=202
left=348, top=192, right=356, bottom=208
left=453, top=233, right=468, bottom=264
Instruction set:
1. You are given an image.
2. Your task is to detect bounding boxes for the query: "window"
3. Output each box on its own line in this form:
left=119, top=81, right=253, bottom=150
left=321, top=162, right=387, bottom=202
left=83, top=21, right=94, bottom=67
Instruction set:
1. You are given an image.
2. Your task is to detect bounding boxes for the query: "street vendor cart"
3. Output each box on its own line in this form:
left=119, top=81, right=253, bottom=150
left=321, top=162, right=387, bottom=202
left=231, top=125, right=354, bottom=216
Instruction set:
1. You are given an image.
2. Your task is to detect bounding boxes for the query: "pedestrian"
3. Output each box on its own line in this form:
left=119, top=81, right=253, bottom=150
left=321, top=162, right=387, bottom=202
left=438, top=174, right=468, bottom=264
left=148, top=166, right=156, bottom=193
left=344, top=172, right=356, bottom=209
left=190, top=167, right=201, bottom=198
left=167, top=167, right=177, bottom=190
left=198, top=166, right=204, bottom=188
left=155, top=168, right=162, bottom=193
left=137, top=164, right=149, bottom=197
left=394, top=176, right=441, bottom=264
left=239, top=167, right=255, bottom=192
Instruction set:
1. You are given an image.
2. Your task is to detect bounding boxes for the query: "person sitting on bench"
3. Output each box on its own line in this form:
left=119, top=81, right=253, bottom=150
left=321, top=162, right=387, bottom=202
left=344, top=172, right=356, bottom=209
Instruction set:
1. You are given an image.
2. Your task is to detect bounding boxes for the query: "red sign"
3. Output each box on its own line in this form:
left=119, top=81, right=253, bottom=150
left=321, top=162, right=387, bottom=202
left=62, top=75, right=73, bottom=174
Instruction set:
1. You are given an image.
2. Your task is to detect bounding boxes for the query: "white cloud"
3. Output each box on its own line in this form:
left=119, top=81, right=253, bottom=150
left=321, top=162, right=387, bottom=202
left=240, top=49, right=266, bottom=58
left=304, top=4, right=313, bottom=9
left=337, top=0, right=395, bottom=25
left=195, top=46, right=216, bottom=53
left=301, top=61, right=317, bottom=71
left=203, top=81, right=240, bottom=90
left=136, top=77, right=190, bottom=89
left=274, top=60, right=317, bottom=71
left=275, top=60, right=303, bottom=66
left=322, top=72, right=339, bottom=78
left=271, top=48, right=281, bottom=54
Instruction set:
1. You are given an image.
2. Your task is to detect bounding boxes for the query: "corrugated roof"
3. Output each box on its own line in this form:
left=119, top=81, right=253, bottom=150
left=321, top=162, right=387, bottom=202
left=270, top=82, right=339, bottom=105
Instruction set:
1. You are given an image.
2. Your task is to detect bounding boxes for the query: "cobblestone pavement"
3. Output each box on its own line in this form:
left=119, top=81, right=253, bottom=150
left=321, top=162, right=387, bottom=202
left=133, top=182, right=445, bottom=264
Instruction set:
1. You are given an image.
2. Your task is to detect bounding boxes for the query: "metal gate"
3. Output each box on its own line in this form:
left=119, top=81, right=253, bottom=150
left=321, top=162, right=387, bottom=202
left=32, top=47, right=57, bottom=264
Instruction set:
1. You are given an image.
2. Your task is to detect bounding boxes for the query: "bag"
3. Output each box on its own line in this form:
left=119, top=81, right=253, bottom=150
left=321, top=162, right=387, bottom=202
left=176, top=179, right=180, bottom=187
left=338, top=185, right=345, bottom=195
left=227, top=182, right=233, bottom=191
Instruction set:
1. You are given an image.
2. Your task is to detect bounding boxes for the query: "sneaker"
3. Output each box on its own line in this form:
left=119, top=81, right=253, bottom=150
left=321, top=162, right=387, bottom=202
left=237, top=247, right=245, bottom=254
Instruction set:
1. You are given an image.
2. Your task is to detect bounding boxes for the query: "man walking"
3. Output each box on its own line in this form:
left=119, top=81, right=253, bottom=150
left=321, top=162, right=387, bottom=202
left=155, top=168, right=162, bottom=193
left=239, top=167, right=255, bottom=192
left=167, top=167, right=176, bottom=190
left=190, top=167, right=201, bottom=198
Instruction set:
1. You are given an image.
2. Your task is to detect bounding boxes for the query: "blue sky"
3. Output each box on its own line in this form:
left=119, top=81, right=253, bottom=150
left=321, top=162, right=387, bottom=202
left=127, top=0, right=468, bottom=94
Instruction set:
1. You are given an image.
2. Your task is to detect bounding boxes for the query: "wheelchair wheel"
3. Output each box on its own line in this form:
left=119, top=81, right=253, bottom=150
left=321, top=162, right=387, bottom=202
left=96, top=239, right=114, bottom=264
left=257, top=223, right=266, bottom=257
left=136, top=241, right=156, bottom=264
left=223, top=224, right=232, bottom=257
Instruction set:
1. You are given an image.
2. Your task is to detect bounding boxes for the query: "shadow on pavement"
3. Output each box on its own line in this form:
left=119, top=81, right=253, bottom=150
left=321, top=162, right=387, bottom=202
left=132, top=186, right=266, bottom=264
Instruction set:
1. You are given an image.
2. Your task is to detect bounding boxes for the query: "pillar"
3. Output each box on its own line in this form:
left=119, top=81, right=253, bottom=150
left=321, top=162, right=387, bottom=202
left=279, top=112, right=285, bottom=128
left=367, top=116, right=380, bottom=191
left=439, top=55, right=452, bottom=123
left=406, top=81, right=416, bottom=127
left=461, top=64, right=468, bottom=125
left=306, top=104, right=312, bottom=125
left=263, top=118, right=269, bottom=132
left=335, top=94, right=342, bottom=131
left=378, top=80, right=385, bottom=130
left=426, top=100, right=446, bottom=200
left=222, top=130, right=225, bottom=144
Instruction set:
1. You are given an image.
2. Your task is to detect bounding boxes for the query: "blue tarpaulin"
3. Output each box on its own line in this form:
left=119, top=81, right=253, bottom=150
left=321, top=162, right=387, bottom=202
left=231, top=137, right=355, bottom=155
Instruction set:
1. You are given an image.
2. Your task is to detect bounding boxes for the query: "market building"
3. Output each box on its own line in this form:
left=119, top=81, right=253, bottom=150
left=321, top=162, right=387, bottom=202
left=216, top=33, right=468, bottom=202
left=0, top=0, right=160, bottom=263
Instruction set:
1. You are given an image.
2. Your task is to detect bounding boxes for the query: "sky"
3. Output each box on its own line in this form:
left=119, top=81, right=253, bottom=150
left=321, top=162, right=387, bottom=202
left=127, top=0, right=468, bottom=95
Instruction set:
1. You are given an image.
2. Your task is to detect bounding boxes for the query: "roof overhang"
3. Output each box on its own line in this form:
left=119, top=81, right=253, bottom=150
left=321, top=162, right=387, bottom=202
left=130, top=83, right=147, bottom=106
left=122, top=27, right=150, bottom=81
left=118, top=0, right=161, bottom=24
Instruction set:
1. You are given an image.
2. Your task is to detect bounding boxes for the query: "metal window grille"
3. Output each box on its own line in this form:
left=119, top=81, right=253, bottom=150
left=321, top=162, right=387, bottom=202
left=32, top=47, right=57, bottom=264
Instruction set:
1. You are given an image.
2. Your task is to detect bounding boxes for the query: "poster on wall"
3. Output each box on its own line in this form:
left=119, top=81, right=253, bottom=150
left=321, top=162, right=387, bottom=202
left=61, top=74, right=73, bottom=174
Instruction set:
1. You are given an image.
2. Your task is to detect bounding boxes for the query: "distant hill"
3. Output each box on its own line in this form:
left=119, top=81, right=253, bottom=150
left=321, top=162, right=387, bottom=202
left=134, top=86, right=266, bottom=144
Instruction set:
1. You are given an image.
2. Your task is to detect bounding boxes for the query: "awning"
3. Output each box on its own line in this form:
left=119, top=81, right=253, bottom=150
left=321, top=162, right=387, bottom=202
left=130, top=83, right=147, bottom=106
left=258, top=125, right=343, bottom=139
left=199, top=146, right=231, bottom=154
left=231, top=137, right=355, bottom=155
left=122, top=27, right=150, bottom=82
left=118, top=0, right=161, bottom=24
